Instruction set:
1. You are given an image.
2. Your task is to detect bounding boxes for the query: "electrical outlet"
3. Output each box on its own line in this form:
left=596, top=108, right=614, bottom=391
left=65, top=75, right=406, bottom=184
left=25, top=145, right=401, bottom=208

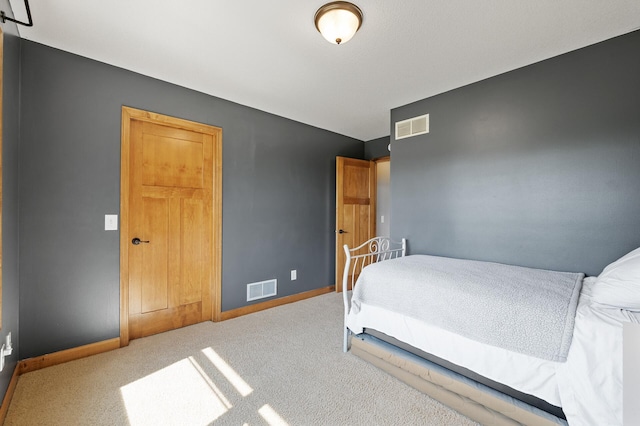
left=0, top=344, right=4, bottom=372
left=291, top=270, right=297, bottom=281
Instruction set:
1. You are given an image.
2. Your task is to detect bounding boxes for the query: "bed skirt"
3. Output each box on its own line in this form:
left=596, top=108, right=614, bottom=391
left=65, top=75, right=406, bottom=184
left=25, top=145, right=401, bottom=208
left=350, top=334, right=567, bottom=426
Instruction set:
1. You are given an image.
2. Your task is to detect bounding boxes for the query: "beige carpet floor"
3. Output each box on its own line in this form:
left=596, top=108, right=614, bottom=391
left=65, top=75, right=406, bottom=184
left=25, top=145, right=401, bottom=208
left=5, top=292, right=478, bottom=425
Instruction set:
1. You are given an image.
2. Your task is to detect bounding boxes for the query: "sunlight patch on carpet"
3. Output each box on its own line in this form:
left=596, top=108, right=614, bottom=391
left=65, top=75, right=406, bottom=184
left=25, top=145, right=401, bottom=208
left=187, top=356, right=233, bottom=408
left=259, top=404, right=289, bottom=426
left=202, top=347, right=253, bottom=396
left=120, top=358, right=228, bottom=425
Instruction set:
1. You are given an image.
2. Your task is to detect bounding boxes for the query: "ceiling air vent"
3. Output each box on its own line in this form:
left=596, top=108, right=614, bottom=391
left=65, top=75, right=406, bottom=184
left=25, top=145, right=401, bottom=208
left=395, top=114, right=429, bottom=140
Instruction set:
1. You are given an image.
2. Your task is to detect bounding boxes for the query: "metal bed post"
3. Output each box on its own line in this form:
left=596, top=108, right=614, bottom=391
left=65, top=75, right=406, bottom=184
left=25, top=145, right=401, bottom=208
left=342, top=243, right=352, bottom=353
left=342, top=236, right=406, bottom=353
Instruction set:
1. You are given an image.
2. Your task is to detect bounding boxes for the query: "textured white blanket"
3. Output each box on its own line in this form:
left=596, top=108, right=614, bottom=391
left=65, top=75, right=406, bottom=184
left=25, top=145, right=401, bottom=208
left=350, top=255, right=584, bottom=362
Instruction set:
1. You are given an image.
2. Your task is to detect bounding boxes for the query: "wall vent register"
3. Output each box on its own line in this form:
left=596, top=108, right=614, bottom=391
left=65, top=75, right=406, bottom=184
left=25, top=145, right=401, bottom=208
left=395, top=114, right=429, bottom=140
left=247, top=279, right=278, bottom=301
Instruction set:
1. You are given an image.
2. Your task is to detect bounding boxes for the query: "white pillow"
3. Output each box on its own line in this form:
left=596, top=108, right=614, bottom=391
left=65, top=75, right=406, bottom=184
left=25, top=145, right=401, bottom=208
left=592, top=247, right=640, bottom=311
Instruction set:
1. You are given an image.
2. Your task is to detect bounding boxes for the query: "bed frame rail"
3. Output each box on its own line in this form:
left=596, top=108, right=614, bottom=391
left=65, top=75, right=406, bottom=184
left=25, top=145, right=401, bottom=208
left=343, top=236, right=406, bottom=352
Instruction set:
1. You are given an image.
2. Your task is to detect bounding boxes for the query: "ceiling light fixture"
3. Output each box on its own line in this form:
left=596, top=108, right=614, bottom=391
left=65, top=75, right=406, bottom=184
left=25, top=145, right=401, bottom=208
left=314, top=1, right=363, bottom=45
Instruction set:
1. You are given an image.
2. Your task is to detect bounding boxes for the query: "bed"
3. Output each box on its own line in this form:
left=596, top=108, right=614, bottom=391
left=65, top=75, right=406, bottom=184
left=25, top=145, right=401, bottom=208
left=342, top=237, right=640, bottom=425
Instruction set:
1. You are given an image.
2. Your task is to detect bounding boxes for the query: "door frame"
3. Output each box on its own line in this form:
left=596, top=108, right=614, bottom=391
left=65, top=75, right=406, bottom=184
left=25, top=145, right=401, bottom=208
left=119, top=106, right=223, bottom=346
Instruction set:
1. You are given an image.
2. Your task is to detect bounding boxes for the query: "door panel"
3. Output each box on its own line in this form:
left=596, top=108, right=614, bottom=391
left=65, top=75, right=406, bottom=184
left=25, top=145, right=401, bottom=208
left=335, top=157, right=376, bottom=292
left=121, top=107, right=222, bottom=344
left=344, top=164, right=370, bottom=200
left=141, top=197, right=169, bottom=313
left=141, top=126, right=205, bottom=189
left=181, top=198, right=204, bottom=306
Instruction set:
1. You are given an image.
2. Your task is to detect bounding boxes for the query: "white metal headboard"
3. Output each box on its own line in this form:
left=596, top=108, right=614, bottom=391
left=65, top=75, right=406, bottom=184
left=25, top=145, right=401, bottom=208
left=342, top=236, right=406, bottom=352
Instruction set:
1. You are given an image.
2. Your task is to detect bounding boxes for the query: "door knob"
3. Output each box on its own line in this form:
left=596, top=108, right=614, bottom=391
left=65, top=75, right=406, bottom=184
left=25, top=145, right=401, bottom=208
left=338, top=229, right=347, bottom=234
left=132, top=238, right=150, bottom=245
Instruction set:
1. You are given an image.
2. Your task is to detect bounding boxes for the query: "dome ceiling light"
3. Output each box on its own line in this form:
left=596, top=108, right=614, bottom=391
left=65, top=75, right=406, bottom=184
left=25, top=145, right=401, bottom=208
left=314, top=2, right=363, bottom=45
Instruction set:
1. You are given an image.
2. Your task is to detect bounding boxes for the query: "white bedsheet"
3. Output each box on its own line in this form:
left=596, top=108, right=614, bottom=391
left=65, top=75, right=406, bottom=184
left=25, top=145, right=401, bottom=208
left=346, top=277, right=637, bottom=425
left=556, top=278, right=638, bottom=425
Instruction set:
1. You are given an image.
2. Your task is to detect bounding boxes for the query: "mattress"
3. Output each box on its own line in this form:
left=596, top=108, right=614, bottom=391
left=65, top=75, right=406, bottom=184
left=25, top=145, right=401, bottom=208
left=347, top=277, right=637, bottom=425
left=349, top=254, right=583, bottom=362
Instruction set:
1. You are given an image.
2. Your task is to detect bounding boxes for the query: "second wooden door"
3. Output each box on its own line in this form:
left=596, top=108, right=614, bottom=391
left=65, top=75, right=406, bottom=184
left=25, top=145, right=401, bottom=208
left=335, top=156, right=376, bottom=292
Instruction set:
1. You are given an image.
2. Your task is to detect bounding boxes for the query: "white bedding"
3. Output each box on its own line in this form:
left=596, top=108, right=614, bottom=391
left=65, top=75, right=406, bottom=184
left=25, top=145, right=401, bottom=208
left=347, top=276, right=638, bottom=425
left=556, top=279, right=638, bottom=425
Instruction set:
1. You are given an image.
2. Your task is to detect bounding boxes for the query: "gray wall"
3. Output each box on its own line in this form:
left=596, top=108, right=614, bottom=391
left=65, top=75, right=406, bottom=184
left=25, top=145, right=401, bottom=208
left=364, top=136, right=390, bottom=160
left=19, top=40, right=362, bottom=359
left=391, top=30, right=640, bottom=276
left=0, top=7, right=21, bottom=399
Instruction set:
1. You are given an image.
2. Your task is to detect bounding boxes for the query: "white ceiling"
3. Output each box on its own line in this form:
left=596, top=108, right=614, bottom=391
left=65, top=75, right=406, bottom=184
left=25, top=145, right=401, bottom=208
left=9, top=0, right=640, bottom=141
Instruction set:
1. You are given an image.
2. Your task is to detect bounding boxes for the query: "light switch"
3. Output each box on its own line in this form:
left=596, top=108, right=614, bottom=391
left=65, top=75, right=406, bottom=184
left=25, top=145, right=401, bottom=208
left=381, top=215, right=385, bottom=224
left=291, top=270, right=297, bottom=281
left=105, top=215, right=118, bottom=231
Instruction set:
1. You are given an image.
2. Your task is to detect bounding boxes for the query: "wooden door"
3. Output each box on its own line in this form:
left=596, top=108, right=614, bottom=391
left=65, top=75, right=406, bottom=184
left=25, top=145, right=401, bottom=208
left=120, top=107, right=222, bottom=344
left=335, top=157, right=376, bottom=292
